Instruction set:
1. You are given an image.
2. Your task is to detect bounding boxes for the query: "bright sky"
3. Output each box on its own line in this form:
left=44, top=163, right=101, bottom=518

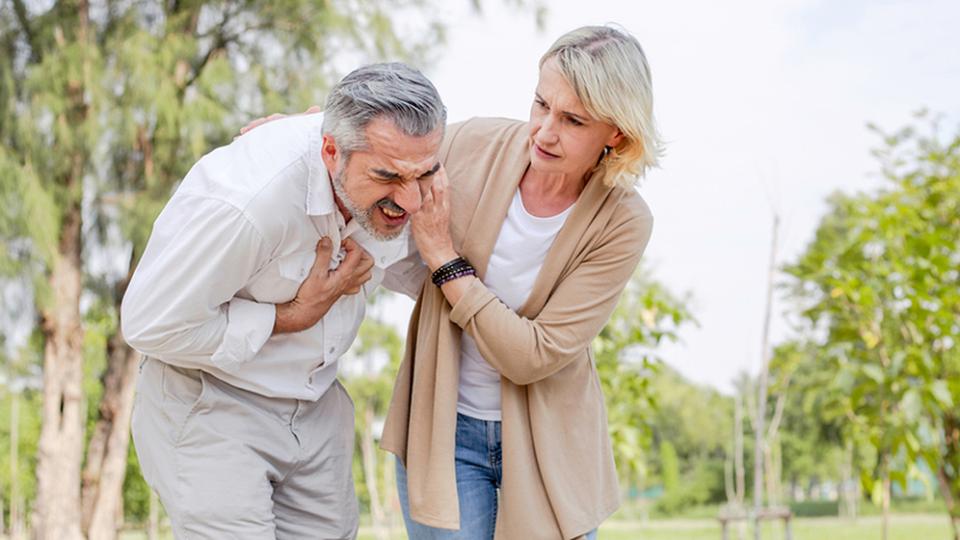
left=377, top=0, right=960, bottom=393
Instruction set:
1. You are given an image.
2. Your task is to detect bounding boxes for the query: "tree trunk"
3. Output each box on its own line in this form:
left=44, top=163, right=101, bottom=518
left=725, top=457, right=736, bottom=504
left=763, top=437, right=783, bottom=507
left=735, top=392, right=745, bottom=506
left=382, top=439, right=398, bottom=529
left=881, top=470, right=891, bottom=540
left=937, top=414, right=960, bottom=540
left=81, top=330, right=140, bottom=540
left=34, top=205, right=85, bottom=540
left=9, top=390, right=18, bottom=537
left=360, top=407, right=388, bottom=540
left=938, top=462, right=960, bottom=540
left=754, top=215, right=779, bottom=540
left=33, top=2, right=92, bottom=537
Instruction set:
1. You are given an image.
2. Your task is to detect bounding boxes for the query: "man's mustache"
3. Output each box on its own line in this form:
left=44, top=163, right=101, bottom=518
left=377, top=198, right=406, bottom=213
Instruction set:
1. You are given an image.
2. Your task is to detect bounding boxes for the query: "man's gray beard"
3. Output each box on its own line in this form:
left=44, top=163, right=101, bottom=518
left=332, top=168, right=404, bottom=241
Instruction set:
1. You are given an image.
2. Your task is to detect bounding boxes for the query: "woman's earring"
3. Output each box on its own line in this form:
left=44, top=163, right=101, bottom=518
left=603, top=146, right=612, bottom=158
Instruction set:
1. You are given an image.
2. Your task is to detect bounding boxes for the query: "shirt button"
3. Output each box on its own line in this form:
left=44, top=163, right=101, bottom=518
left=379, top=256, right=386, bottom=264
left=328, top=347, right=335, bottom=354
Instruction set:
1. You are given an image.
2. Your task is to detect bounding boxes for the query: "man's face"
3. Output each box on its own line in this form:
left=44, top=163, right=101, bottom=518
left=322, top=117, right=443, bottom=241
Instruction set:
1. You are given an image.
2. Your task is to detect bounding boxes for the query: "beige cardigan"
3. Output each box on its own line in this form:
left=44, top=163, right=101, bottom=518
left=381, top=118, right=653, bottom=539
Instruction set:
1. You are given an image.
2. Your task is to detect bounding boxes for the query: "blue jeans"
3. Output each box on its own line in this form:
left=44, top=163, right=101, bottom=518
left=396, top=413, right=598, bottom=540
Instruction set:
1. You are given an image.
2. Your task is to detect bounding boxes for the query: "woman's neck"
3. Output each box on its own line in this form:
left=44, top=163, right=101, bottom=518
left=518, top=166, right=587, bottom=217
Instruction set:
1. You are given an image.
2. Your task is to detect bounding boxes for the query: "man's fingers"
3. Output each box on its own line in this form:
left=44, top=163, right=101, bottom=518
left=359, top=252, right=374, bottom=273
left=304, top=105, right=323, bottom=114
left=239, top=118, right=265, bottom=135
left=313, top=237, right=334, bottom=270
left=342, top=237, right=359, bottom=253
left=337, top=241, right=368, bottom=273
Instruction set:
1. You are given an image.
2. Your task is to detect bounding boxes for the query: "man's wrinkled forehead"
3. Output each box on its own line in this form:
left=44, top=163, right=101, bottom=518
left=360, top=117, right=444, bottom=179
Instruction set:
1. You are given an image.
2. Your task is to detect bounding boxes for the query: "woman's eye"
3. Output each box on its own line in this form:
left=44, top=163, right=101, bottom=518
left=568, top=117, right=583, bottom=126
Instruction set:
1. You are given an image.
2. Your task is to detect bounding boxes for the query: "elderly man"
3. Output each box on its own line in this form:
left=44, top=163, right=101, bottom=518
left=121, top=63, right=445, bottom=539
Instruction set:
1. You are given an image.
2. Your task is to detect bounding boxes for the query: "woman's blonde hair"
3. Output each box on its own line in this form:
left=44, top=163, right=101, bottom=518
left=540, top=25, right=663, bottom=187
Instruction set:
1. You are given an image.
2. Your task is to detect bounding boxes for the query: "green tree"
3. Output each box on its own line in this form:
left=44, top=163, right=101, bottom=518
left=342, top=293, right=406, bottom=540
left=785, top=113, right=960, bottom=539
left=657, top=440, right=681, bottom=513
left=593, top=267, right=694, bottom=498
left=767, top=341, right=846, bottom=506
left=0, top=1, right=468, bottom=537
left=650, top=367, right=731, bottom=514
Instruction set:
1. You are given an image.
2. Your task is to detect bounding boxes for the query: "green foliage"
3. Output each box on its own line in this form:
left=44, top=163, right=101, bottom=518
left=594, top=267, right=694, bottom=487
left=342, top=296, right=406, bottom=516
left=660, top=441, right=679, bottom=493
left=655, top=440, right=684, bottom=514
left=0, top=387, right=43, bottom=525
left=784, top=112, right=960, bottom=512
left=122, top=437, right=151, bottom=524
left=0, top=0, right=471, bottom=527
left=768, top=341, right=846, bottom=494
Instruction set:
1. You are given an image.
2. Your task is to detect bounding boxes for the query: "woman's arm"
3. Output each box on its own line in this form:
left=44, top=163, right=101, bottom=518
left=412, top=169, right=653, bottom=385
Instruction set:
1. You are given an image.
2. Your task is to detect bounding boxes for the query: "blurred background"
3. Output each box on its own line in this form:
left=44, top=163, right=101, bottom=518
left=1, top=1, right=958, bottom=539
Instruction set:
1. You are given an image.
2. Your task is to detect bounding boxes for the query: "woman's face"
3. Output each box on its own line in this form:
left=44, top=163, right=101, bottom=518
left=527, top=57, right=623, bottom=180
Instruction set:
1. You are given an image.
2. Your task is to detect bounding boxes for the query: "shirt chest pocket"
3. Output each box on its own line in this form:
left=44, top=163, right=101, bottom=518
left=245, top=250, right=316, bottom=304
left=278, top=250, right=316, bottom=281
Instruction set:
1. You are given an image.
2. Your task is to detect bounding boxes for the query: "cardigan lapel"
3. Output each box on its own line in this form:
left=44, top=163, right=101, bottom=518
left=458, top=125, right=530, bottom=278
left=517, top=169, right=619, bottom=318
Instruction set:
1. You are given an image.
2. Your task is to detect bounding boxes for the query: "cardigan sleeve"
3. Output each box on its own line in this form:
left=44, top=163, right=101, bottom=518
left=448, top=207, right=653, bottom=385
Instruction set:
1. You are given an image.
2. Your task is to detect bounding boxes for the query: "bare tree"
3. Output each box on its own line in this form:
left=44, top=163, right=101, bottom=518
left=753, top=215, right=779, bottom=540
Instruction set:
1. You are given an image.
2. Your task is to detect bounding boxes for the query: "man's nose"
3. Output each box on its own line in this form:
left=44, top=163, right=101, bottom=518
left=394, top=180, right=423, bottom=214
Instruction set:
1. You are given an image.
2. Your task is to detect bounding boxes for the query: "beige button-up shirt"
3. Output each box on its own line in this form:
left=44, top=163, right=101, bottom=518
left=122, top=113, right=419, bottom=400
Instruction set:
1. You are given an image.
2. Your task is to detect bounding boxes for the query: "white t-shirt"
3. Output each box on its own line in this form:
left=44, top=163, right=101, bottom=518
left=457, top=187, right=573, bottom=420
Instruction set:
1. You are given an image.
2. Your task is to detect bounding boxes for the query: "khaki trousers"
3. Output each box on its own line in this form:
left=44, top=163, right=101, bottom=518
left=132, top=357, right=358, bottom=539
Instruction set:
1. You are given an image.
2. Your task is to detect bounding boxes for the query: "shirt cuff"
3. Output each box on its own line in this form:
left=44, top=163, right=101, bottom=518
left=448, top=280, right=496, bottom=328
left=210, top=298, right=275, bottom=372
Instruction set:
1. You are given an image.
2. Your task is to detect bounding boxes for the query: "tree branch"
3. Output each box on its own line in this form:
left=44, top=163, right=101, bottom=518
left=11, top=0, right=39, bottom=63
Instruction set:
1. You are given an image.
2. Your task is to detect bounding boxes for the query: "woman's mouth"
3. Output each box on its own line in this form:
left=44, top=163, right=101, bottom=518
left=534, top=144, right=560, bottom=159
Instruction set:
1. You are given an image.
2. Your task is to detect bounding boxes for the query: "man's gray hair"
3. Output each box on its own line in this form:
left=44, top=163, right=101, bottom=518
left=322, top=62, right=447, bottom=158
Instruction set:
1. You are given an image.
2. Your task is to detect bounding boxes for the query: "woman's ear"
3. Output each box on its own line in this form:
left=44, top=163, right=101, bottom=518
left=606, top=128, right=625, bottom=149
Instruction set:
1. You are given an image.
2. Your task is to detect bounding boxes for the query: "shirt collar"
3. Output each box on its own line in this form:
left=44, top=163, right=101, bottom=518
left=341, top=217, right=411, bottom=270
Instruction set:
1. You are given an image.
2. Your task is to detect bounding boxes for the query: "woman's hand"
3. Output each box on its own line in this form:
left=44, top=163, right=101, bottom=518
left=411, top=165, right=458, bottom=271
left=237, top=105, right=322, bottom=137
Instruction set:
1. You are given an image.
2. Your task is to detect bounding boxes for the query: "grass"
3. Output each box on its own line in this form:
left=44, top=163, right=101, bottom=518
left=115, top=514, right=954, bottom=540
left=596, top=514, right=952, bottom=540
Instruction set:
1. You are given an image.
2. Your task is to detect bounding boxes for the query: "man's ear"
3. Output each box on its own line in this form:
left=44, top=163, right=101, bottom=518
left=321, top=134, right=340, bottom=173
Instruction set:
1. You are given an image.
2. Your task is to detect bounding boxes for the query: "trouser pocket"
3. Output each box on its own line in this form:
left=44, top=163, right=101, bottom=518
left=160, top=363, right=210, bottom=446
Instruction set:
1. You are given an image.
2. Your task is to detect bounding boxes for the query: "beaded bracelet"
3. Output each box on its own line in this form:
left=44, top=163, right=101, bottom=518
left=431, top=256, right=476, bottom=287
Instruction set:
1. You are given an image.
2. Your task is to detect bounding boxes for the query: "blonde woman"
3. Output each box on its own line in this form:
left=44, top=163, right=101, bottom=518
left=384, top=26, right=662, bottom=540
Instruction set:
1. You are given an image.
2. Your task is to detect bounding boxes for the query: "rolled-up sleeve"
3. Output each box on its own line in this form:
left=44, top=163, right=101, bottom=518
left=121, top=193, right=274, bottom=372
